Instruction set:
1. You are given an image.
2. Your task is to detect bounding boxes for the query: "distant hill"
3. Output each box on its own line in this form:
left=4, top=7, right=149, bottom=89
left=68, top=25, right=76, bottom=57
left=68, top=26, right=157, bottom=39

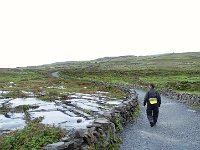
left=28, top=52, right=200, bottom=70
left=94, top=55, right=137, bottom=62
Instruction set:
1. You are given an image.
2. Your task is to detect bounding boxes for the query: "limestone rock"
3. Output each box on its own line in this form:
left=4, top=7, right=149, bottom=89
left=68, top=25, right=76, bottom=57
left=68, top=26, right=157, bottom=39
left=43, top=142, right=68, bottom=150
left=74, top=128, right=84, bottom=138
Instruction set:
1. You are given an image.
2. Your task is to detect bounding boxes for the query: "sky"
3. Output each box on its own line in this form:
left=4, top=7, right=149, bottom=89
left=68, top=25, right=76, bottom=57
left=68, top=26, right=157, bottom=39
left=0, top=0, right=200, bottom=68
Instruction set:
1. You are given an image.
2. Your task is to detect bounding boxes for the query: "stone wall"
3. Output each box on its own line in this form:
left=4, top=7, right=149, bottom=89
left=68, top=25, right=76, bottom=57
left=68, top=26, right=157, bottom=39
left=133, top=84, right=200, bottom=106
left=160, top=89, right=200, bottom=105
left=43, top=89, right=138, bottom=150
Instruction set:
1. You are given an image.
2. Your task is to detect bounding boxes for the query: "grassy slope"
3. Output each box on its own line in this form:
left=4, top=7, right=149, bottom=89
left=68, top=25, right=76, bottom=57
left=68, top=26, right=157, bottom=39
left=55, top=52, right=200, bottom=93
left=32, top=52, right=200, bottom=71
left=1, top=52, right=200, bottom=94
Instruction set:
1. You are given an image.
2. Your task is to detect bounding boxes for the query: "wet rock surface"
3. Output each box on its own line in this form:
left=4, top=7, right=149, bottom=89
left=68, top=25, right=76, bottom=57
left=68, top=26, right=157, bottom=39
left=0, top=92, right=124, bottom=134
left=120, top=89, right=200, bottom=150
left=0, top=87, right=139, bottom=149
left=42, top=89, right=138, bottom=150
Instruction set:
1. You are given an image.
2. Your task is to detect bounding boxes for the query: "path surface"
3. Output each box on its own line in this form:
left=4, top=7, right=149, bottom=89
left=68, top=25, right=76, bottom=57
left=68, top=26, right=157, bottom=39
left=120, top=89, right=200, bottom=150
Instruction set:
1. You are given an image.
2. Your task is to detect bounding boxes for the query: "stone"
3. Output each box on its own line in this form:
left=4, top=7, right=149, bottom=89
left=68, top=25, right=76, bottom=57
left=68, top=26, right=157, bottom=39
left=80, top=144, right=89, bottom=150
left=92, top=130, right=100, bottom=137
left=77, top=119, right=82, bottom=123
left=61, top=135, right=71, bottom=142
left=115, top=104, right=126, bottom=112
left=88, top=123, right=102, bottom=128
left=86, top=124, right=93, bottom=128
left=73, top=138, right=84, bottom=148
left=64, top=141, right=75, bottom=150
left=122, top=101, right=129, bottom=105
left=102, top=111, right=112, bottom=120
left=94, top=118, right=110, bottom=125
left=0, top=96, right=4, bottom=99
left=74, top=128, right=84, bottom=138
left=83, top=127, right=98, bottom=144
left=63, top=100, right=74, bottom=106
left=43, top=142, right=68, bottom=150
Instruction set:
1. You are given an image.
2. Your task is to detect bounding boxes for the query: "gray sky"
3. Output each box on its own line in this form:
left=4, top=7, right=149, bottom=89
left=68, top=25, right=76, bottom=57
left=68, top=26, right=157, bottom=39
left=1, top=0, right=200, bottom=68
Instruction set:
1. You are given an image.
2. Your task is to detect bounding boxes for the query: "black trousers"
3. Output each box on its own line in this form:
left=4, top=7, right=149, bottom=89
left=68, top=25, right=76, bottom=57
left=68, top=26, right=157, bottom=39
left=146, top=107, right=159, bottom=123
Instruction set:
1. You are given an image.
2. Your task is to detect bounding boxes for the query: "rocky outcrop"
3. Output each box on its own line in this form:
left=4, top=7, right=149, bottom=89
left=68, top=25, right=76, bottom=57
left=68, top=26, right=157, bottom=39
left=160, top=89, right=200, bottom=105
left=43, top=89, right=139, bottom=150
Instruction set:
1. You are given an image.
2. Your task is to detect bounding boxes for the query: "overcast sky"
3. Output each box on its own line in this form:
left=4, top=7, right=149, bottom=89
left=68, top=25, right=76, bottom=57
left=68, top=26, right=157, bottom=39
left=0, top=0, right=200, bottom=68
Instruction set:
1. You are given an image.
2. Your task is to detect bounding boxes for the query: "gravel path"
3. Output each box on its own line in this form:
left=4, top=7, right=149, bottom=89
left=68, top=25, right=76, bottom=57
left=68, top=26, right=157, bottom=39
left=120, top=89, right=200, bottom=150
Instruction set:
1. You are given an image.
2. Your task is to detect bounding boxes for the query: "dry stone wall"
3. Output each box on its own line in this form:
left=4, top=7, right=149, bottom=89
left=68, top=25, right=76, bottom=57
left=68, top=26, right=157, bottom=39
left=43, top=89, right=139, bottom=150
left=160, top=89, right=200, bottom=105
left=133, top=84, right=200, bottom=106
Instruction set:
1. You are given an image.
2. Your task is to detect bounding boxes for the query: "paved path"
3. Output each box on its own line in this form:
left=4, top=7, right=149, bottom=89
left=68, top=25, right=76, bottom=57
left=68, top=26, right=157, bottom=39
left=120, top=89, right=200, bottom=150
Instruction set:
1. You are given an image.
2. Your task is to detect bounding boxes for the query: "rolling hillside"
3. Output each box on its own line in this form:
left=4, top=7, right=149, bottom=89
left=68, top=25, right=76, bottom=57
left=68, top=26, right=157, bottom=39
left=32, top=52, right=200, bottom=71
left=8, top=52, right=200, bottom=94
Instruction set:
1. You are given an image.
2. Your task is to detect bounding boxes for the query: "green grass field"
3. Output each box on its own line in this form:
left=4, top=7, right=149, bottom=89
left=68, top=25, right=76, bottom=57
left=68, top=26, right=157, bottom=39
left=1, top=52, right=200, bottom=95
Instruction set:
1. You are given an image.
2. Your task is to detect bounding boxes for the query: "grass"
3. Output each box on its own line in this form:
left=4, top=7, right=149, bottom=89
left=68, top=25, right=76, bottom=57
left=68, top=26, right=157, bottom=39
left=1, top=63, right=200, bottom=97
left=140, top=73, right=200, bottom=92
left=59, top=69, right=200, bottom=94
left=2, top=52, right=199, bottom=95
left=131, top=105, right=140, bottom=120
left=191, top=105, right=200, bottom=110
left=0, top=69, right=128, bottom=100
left=0, top=117, right=65, bottom=150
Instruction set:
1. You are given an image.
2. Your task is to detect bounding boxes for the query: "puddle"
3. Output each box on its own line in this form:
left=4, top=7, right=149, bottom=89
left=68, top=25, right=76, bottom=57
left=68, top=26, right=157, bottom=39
left=31, top=111, right=86, bottom=126
left=187, top=109, right=196, bottom=113
left=60, top=119, right=94, bottom=129
left=71, top=99, right=102, bottom=112
left=69, top=93, right=107, bottom=101
left=0, top=92, right=123, bottom=133
left=47, top=86, right=65, bottom=89
left=22, top=91, right=35, bottom=97
left=0, top=91, right=10, bottom=94
left=106, top=100, right=122, bottom=105
left=0, top=113, right=25, bottom=135
left=9, top=98, right=47, bottom=108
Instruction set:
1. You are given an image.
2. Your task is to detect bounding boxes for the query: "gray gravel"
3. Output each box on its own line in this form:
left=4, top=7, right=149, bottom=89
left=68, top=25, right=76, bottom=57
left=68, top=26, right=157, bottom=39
left=120, top=89, right=200, bottom=150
